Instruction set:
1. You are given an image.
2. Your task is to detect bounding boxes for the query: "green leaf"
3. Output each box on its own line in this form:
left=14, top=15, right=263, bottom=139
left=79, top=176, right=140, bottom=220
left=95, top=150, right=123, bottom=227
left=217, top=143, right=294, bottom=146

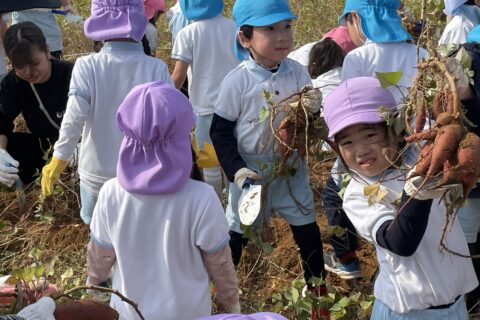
left=291, top=287, right=300, bottom=303
left=327, top=225, right=347, bottom=237
left=375, top=71, right=403, bottom=88
left=28, top=248, right=42, bottom=261
left=258, top=106, right=270, bottom=123
left=61, top=267, right=74, bottom=282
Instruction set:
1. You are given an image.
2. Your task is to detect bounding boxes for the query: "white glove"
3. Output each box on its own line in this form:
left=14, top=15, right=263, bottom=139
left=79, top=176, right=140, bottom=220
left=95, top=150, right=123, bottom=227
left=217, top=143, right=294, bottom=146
left=0, top=149, right=19, bottom=187
left=404, top=173, right=458, bottom=200
left=234, top=167, right=261, bottom=190
left=301, top=87, right=322, bottom=114
left=445, top=57, right=470, bottom=96
left=17, top=296, right=55, bottom=320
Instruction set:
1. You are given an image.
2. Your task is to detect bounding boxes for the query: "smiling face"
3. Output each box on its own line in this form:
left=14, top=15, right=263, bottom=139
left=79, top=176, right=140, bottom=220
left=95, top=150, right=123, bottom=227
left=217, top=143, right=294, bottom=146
left=13, top=46, right=52, bottom=84
left=336, top=123, right=398, bottom=177
left=238, top=19, right=294, bottom=69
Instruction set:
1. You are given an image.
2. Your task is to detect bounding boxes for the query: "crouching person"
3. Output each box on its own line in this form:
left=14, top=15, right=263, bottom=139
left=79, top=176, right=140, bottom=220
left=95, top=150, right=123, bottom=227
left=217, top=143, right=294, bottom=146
left=86, top=81, right=240, bottom=320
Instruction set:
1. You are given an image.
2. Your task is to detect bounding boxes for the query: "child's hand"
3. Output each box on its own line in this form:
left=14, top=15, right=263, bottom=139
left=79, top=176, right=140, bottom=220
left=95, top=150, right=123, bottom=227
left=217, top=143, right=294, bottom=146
left=234, top=168, right=261, bottom=189
left=404, top=171, right=460, bottom=200
left=301, top=87, right=322, bottom=114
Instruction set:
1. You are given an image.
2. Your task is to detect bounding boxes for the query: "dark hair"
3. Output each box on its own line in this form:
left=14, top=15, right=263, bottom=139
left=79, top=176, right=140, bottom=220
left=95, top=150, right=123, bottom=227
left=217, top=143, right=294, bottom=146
left=465, top=0, right=476, bottom=5
left=240, top=25, right=254, bottom=39
left=345, top=13, right=354, bottom=24
left=308, top=38, right=345, bottom=78
left=3, top=22, right=48, bottom=68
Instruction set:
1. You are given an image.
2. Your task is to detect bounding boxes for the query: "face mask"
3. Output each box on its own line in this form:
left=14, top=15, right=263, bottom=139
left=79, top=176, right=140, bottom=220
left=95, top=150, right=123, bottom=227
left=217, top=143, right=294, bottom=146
left=353, top=18, right=366, bottom=46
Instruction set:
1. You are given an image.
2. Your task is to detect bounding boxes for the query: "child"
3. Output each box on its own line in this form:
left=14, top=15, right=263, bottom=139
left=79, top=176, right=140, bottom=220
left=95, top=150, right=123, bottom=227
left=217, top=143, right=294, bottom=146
left=11, top=0, right=73, bottom=59
left=440, top=0, right=480, bottom=45
left=40, top=0, right=173, bottom=225
left=171, top=0, right=239, bottom=198
left=0, top=22, right=73, bottom=187
left=210, top=0, right=326, bottom=318
left=288, top=26, right=356, bottom=67
left=322, top=0, right=428, bottom=280
left=323, top=76, right=477, bottom=319
left=143, top=0, right=164, bottom=56
left=308, top=37, right=345, bottom=99
left=340, top=0, right=428, bottom=104
left=87, top=81, right=239, bottom=319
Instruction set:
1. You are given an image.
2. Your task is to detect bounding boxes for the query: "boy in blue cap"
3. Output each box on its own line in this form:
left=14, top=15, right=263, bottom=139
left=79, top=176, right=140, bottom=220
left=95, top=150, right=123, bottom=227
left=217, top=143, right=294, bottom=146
left=322, top=0, right=429, bottom=281
left=210, top=0, right=327, bottom=319
left=171, top=0, right=239, bottom=198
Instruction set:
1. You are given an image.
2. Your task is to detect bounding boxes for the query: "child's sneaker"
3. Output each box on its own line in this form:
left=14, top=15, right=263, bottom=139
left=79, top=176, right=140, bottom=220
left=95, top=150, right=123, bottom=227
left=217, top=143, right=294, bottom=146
left=323, top=251, right=362, bottom=280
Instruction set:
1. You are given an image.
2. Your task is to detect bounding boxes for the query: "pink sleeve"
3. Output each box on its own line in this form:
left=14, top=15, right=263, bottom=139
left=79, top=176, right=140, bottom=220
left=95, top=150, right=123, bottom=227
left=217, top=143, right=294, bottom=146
left=201, top=244, right=239, bottom=311
left=86, top=240, right=116, bottom=285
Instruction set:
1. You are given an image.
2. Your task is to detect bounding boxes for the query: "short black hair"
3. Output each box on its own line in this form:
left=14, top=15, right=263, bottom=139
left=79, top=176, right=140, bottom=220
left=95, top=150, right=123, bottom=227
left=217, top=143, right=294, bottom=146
left=240, top=25, right=254, bottom=39
left=308, top=38, right=345, bottom=78
left=4, top=21, right=48, bottom=67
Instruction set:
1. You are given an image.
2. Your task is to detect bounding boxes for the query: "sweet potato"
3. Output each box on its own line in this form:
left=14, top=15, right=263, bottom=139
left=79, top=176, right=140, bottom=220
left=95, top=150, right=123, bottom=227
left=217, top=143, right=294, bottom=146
left=432, top=90, right=445, bottom=118
left=427, top=123, right=464, bottom=176
left=434, top=112, right=457, bottom=128
left=54, top=299, right=119, bottom=320
left=413, top=142, right=433, bottom=176
left=456, top=133, right=480, bottom=197
left=278, top=118, right=306, bottom=160
left=405, top=129, right=437, bottom=142
left=415, top=97, right=427, bottom=133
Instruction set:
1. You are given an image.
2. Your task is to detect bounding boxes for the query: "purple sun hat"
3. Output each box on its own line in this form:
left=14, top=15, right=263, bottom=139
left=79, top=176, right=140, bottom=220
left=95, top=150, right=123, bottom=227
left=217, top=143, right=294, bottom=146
left=196, top=312, right=288, bottom=320
left=116, top=81, right=194, bottom=194
left=323, top=77, right=396, bottom=139
left=84, top=0, right=148, bottom=42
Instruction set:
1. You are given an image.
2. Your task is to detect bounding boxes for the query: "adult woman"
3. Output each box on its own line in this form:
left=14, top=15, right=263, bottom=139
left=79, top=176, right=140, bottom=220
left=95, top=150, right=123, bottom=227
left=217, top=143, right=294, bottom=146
left=0, top=21, right=73, bottom=186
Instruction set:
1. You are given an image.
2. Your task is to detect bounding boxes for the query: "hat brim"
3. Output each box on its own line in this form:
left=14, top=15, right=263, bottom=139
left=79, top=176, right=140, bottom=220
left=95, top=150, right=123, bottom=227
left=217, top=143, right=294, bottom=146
left=357, top=7, right=411, bottom=42
left=84, top=10, right=147, bottom=41
left=234, top=12, right=297, bottom=61
left=328, top=111, right=386, bottom=139
left=0, top=0, right=60, bottom=12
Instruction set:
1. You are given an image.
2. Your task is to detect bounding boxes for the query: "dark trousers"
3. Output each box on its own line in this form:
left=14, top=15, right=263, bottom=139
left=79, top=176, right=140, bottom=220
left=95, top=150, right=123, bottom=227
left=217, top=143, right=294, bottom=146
left=467, top=237, right=480, bottom=311
left=6, top=132, right=54, bottom=184
left=323, top=176, right=358, bottom=258
left=229, top=222, right=325, bottom=286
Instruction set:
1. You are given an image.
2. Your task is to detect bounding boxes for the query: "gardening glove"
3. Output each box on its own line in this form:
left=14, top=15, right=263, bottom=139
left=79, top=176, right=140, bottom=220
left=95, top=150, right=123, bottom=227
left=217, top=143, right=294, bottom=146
left=0, top=149, right=19, bottom=187
left=445, top=57, right=470, bottom=97
left=234, top=167, right=261, bottom=190
left=17, top=296, right=55, bottom=320
left=41, top=156, right=68, bottom=196
left=404, top=169, right=459, bottom=200
left=301, top=87, right=322, bottom=114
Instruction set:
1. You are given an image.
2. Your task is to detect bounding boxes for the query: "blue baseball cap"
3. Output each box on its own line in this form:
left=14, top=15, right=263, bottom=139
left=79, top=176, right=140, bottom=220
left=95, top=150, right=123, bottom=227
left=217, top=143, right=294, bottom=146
left=180, top=0, right=223, bottom=21
left=467, top=24, right=480, bottom=43
left=339, top=0, right=411, bottom=43
left=232, top=0, right=296, bottom=61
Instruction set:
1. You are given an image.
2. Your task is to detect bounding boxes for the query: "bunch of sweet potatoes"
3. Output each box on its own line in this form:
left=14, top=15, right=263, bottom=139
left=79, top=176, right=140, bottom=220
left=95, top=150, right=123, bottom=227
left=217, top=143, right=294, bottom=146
left=405, top=89, right=480, bottom=198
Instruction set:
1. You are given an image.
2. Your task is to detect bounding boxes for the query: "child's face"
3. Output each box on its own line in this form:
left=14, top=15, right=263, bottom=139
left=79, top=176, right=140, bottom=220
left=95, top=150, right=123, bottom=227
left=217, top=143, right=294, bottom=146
left=336, top=123, right=396, bottom=177
left=14, top=46, right=52, bottom=84
left=239, top=19, right=293, bottom=69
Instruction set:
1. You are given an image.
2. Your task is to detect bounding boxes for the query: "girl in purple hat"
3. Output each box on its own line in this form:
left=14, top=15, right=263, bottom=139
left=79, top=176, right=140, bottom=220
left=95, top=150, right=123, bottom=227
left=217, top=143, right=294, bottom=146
left=86, top=81, right=240, bottom=319
left=323, top=76, right=477, bottom=319
left=40, top=0, right=173, bottom=225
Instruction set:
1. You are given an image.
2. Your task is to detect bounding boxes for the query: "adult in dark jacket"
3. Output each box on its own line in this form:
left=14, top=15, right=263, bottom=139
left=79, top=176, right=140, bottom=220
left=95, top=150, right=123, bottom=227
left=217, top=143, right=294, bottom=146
left=0, top=22, right=73, bottom=186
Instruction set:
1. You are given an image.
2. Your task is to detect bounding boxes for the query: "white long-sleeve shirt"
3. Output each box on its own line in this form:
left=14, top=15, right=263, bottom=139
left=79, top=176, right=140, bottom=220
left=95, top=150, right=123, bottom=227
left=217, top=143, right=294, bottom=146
left=53, top=42, right=172, bottom=194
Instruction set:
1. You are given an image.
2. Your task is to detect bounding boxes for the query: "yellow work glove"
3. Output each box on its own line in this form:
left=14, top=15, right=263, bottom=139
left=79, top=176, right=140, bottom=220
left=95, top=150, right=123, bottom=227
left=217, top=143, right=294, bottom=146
left=41, top=156, right=68, bottom=196
left=191, top=133, right=220, bottom=168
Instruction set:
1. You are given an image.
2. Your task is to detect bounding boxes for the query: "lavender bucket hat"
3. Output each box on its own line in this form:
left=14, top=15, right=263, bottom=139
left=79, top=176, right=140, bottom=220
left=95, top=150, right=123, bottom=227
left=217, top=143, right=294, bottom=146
left=196, top=312, right=288, bottom=320
left=84, top=0, right=148, bottom=42
left=323, top=77, right=396, bottom=139
left=116, top=81, right=194, bottom=194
